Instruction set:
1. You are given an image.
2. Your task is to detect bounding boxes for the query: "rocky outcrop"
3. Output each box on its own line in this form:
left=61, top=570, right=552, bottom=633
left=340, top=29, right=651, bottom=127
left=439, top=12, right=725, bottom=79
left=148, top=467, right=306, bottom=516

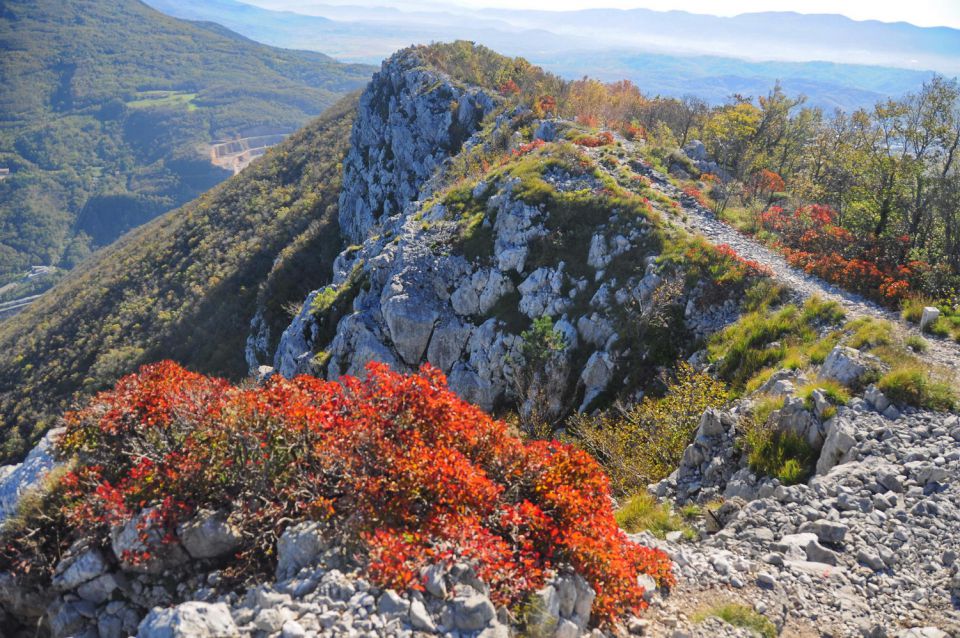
left=0, top=427, right=63, bottom=524
left=244, top=310, right=271, bottom=372
left=337, top=49, right=496, bottom=244
left=648, top=356, right=960, bottom=636
left=820, top=345, right=883, bottom=387
left=267, top=47, right=749, bottom=423
left=138, top=602, right=238, bottom=638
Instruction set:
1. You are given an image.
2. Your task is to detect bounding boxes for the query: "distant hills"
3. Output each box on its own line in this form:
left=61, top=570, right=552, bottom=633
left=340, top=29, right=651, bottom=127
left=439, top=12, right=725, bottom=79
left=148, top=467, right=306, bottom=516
left=146, top=0, right=948, bottom=111
left=0, top=0, right=371, bottom=284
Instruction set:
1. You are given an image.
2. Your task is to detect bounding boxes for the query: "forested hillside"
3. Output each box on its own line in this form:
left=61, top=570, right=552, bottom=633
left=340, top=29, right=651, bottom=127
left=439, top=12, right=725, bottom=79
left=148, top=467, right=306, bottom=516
left=0, top=94, right=356, bottom=463
left=0, top=0, right=370, bottom=288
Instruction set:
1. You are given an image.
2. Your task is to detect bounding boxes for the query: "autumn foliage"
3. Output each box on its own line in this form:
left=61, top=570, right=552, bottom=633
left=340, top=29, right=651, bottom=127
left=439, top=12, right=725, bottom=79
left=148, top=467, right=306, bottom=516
left=49, top=361, right=673, bottom=624
left=759, top=204, right=925, bottom=305
left=681, top=185, right=711, bottom=209
left=574, top=131, right=615, bottom=147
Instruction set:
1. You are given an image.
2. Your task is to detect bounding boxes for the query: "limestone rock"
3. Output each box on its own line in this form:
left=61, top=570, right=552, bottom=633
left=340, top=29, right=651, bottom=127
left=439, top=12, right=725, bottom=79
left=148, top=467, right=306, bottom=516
left=518, top=265, right=568, bottom=318
left=338, top=51, right=494, bottom=243
left=276, top=522, right=328, bottom=580
left=52, top=546, right=109, bottom=592
left=137, top=602, right=238, bottom=638
left=426, top=317, right=471, bottom=373
left=919, top=306, right=940, bottom=331
left=381, top=283, right=438, bottom=365
left=111, top=509, right=189, bottom=574
left=816, top=413, right=857, bottom=475
left=820, top=346, right=879, bottom=387
left=578, top=351, right=614, bottom=412
left=0, top=427, right=63, bottom=524
left=452, top=589, right=496, bottom=631
left=177, top=510, right=242, bottom=560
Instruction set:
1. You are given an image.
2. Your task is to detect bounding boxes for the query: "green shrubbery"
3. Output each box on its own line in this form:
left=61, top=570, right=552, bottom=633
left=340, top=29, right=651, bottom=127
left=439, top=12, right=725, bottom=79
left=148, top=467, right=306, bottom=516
left=0, top=98, right=358, bottom=464
left=902, top=296, right=960, bottom=342
left=742, top=419, right=815, bottom=486
left=0, top=0, right=371, bottom=276
left=568, top=363, right=728, bottom=495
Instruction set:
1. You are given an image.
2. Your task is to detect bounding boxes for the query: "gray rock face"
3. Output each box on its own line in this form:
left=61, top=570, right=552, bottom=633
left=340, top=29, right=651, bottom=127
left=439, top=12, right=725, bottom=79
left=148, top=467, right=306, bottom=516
left=816, top=412, right=857, bottom=475
left=526, top=573, right=595, bottom=637
left=338, top=49, right=495, bottom=244
left=0, top=427, right=63, bottom=524
left=518, top=265, right=569, bottom=318
left=658, top=407, right=748, bottom=503
left=771, top=396, right=824, bottom=449
left=820, top=346, right=880, bottom=387
left=450, top=268, right=512, bottom=316
left=682, top=139, right=725, bottom=176
left=244, top=310, right=271, bottom=373
left=52, top=546, right=109, bottom=592
left=111, top=509, right=189, bottom=575
left=177, top=510, right=243, bottom=560
left=452, top=588, right=496, bottom=631
left=273, top=289, right=322, bottom=379
left=270, top=49, right=711, bottom=428
left=137, top=602, right=239, bottom=638
left=276, top=522, right=328, bottom=580
left=381, top=282, right=439, bottom=365
left=491, top=182, right=545, bottom=273
left=578, top=350, right=615, bottom=411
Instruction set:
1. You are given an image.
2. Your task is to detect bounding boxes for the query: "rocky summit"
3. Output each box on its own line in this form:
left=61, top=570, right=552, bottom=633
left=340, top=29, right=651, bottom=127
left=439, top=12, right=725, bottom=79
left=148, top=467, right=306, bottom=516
left=1, top=41, right=959, bottom=638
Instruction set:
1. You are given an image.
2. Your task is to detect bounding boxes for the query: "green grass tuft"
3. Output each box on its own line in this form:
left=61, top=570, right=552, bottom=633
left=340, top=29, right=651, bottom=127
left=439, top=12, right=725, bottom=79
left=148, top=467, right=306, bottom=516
left=743, top=416, right=815, bottom=486
left=878, top=367, right=957, bottom=412
left=927, top=316, right=952, bottom=337
left=905, top=335, right=929, bottom=353
left=797, top=379, right=850, bottom=411
left=845, top=317, right=894, bottom=350
left=693, top=603, right=777, bottom=638
left=615, top=492, right=695, bottom=540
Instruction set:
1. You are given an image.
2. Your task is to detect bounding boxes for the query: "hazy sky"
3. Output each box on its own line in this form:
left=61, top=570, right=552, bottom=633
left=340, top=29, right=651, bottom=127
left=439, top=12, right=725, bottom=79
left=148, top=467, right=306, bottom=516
left=252, top=0, right=960, bottom=28
left=468, top=0, right=960, bottom=28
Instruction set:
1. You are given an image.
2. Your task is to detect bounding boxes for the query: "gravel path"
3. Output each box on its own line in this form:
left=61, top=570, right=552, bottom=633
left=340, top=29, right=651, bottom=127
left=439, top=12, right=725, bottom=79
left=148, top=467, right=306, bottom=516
left=596, top=144, right=960, bottom=374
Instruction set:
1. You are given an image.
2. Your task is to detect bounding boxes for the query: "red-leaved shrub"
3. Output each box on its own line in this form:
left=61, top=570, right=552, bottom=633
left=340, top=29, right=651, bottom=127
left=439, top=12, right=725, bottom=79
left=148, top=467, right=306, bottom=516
left=55, top=362, right=673, bottom=624
left=681, top=185, right=711, bottom=209
left=575, top=131, right=615, bottom=147
left=759, top=204, right=925, bottom=305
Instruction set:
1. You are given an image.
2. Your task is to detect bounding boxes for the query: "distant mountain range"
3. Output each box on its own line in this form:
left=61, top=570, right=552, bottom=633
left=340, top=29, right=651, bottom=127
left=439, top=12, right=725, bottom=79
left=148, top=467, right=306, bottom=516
left=145, top=0, right=956, bottom=111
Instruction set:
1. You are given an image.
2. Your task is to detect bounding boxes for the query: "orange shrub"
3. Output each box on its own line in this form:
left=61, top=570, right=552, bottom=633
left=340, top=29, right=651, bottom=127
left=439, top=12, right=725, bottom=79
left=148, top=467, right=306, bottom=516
left=50, top=362, right=673, bottom=624
left=759, top=204, right=924, bottom=305
left=499, top=79, right=520, bottom=96
left=575, top=131, right=615, bottom=147
left=682, top=185, right=711, bottom=209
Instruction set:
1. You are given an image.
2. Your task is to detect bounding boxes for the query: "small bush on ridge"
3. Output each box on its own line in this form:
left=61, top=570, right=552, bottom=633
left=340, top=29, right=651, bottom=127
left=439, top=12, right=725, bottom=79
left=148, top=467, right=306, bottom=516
left=693, top=603, right=777, bottom=638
